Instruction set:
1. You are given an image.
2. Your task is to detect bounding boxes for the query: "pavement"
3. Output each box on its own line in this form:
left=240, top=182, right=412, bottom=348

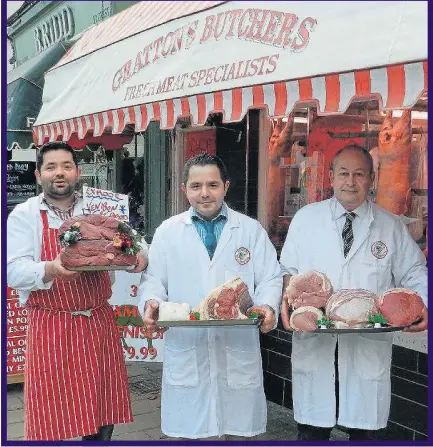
left=6, top=361, right=348, bottom=442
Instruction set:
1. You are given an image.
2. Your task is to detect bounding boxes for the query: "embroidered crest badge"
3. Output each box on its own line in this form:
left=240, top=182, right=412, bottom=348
left=371, top=241, right=388, bottom=259
left=235, top=247, right=250, bottom=265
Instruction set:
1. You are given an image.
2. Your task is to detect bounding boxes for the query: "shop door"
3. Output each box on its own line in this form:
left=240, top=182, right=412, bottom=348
left=142, top=122, right=171, bottom=241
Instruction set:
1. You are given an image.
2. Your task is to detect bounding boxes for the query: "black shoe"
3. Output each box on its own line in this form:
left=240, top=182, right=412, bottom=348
left=297, top=423, right=332, bottom=441
left=348, top=428, right=377, bottom=441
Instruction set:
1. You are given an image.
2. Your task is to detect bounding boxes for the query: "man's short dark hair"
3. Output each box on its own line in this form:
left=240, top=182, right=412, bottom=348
left=37, top=142, right=78, bottom=171
left=331, top=144, right=374, bottom=175
left=182, top=153, right=229, bottom=184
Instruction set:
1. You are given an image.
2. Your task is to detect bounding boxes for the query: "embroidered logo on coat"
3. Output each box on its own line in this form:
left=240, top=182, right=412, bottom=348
left=235, top=247, right=250, bottom=265
left=371, top=241, right=388, bottom=259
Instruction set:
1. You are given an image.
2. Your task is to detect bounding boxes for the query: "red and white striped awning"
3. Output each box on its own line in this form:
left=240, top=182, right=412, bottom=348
left=33, top=60, right=427, bottom=146
left=55, top=1, right=226, bottom=70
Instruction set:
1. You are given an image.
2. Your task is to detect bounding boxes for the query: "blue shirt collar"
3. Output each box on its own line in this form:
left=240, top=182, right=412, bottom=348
left=190, top=202, right=228, bottom=222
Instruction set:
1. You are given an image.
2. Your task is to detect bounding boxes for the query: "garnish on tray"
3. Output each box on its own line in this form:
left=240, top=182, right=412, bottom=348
left=189, top=312, right=200, bottom=321
left=316, top=316, right=333, bottom=329
left=368, top=313, right=388, bottom=326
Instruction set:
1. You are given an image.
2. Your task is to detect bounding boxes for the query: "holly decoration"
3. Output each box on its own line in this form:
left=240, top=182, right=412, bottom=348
left=115, top=221, right=142, bottom=255
left=189, top=312, right=200, bottom=321
left=316, top=316, right=333, bottom=328
left=368, top=313, right=388, bottom=325
left=59, top=225, right=81, bottom=247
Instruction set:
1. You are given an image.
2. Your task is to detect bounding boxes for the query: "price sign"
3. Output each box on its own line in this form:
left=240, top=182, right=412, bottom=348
left=6, top=287, right=27, bottom=377
left=83, top=186, right=129, bottom=221
left=109, top=271, right=166, bottom=362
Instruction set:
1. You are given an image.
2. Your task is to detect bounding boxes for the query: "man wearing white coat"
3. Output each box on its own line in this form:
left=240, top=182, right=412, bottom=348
left=138, top=153, right=282, bottom=439
left=279, top=144, right=428, bottom=441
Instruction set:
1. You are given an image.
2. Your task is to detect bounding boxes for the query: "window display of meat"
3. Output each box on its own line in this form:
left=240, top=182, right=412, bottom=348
left=284, top=270, right=333, bottom=309
left=376, top=110, right=412, bottom=216
left=379, top=288, right=425, bottom=326
left=194, top=276, right=254, bottom=320
left=58, top=215, right=141, bottom=269
left=325, top=289, right=379, bottom=328
left=267, top=116, right=293, bottom=232
left=289, top=306, right=324, bottom=332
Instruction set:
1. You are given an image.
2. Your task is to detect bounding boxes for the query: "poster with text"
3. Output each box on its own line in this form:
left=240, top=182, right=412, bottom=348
left=109, top=271, right=166, bottom=362
left=6, top=287, right=27, bottom=377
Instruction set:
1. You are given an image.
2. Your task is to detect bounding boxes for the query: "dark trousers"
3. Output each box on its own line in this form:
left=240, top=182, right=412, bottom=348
left=82, top=425, right=114, bottom=441
left=297, top=423, right=378, bottom=441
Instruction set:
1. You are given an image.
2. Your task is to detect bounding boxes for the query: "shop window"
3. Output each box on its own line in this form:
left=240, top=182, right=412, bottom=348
left=266, top=97, right=428, bottom=257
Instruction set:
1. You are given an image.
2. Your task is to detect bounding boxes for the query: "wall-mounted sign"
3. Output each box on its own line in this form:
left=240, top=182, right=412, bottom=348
left=7, top=161, right=37, bottom=200
left=34, top=6, right=75, bottom=54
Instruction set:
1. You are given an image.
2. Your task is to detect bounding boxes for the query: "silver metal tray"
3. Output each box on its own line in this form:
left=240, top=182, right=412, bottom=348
left=63, top=265, right=136, bottom=272
left=310, top=325, right=407, bottom=334
left=157, top=318, right=262, bottom=328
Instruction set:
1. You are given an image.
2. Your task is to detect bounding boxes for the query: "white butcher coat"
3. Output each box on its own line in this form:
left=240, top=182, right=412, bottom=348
left=280, top=197, right=427, bottom=430
left=138, top=206, right=282, bottom=438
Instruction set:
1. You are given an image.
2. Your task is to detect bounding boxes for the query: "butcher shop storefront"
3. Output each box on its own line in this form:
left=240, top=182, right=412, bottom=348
left=32, top=1, right=428, bottom=440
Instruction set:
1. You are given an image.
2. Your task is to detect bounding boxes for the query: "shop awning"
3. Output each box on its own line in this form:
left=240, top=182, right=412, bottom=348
left=7, top=42, right=73, bottom=132
left=33, top=1, right=428, bottom=146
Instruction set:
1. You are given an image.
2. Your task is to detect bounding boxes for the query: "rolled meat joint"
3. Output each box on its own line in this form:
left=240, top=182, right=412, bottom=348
left=59, top=215, right=140, bottom=268
left=284, top=270, right=333, bottom=309
left=194, top=276, right=253, bottom=320
left=290, top=306, right=323, bottom=332
left=325, top=289, right=379, bottom=328
left=379, top=288, right=425, bottom=327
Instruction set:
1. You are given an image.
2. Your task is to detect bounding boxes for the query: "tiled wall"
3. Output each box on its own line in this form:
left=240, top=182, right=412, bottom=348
left=260, top=322, right=428, bottom=441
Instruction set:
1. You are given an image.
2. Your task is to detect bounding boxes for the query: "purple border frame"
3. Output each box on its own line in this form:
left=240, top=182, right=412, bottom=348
left=1, top=0, right=432, bottom=446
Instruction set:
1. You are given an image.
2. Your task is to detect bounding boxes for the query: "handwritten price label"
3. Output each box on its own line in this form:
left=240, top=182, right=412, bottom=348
left=83, top=186, right=129, bottom=221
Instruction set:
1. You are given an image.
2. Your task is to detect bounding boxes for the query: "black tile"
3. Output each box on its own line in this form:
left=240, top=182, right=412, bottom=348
left=264, top=337, right=292, bottom=357
left=391, top=365, right=427, bottom=386
left=283, top=379, right=293, bottom=409
left=389, top=395, right=428, bottom=434
left=277, top=329, right=293, bottom=343
left=377, top=422, right=414, bottom=440
left=414, top=431, right=428, bottom=441
left=418, top=353, right=428, bottom=375
left=260, top=333, right=279, bottom=350
left=392, top=345, right=418, bottom=372
left=268, top=351, right=292, bottom=380
left=261, top=348, right=268, bottom=372
left=391, top=376, right=428, bottom=406
left=263, top=371, right=284, bottom=406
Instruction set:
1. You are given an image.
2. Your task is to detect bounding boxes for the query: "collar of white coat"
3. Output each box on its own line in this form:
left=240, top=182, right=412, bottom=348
left=182, top=202, right=240, bottom=228
left=331, top=196, right=370, bottom=222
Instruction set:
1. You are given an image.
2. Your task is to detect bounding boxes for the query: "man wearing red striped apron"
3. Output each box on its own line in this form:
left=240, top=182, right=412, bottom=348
left=7, top=142, right=147, bottom=441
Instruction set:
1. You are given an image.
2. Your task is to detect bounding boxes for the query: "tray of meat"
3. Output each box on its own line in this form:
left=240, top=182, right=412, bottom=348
left=63, top=264, right=136, bottom=272
left=58, top=215, right=144, bottom=271
left=156, top=277, right=263, bottom=328
left=157, top=318, right=262, bottom=328
left=310, top=325, right=407, bottom=334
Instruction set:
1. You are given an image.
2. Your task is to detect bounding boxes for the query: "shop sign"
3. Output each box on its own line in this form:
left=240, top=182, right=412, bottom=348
left=6, top=287, right=27, bottom=376
left=34, top=6, right=75, bottom=54
left=113, top=6, right=317, bottom=100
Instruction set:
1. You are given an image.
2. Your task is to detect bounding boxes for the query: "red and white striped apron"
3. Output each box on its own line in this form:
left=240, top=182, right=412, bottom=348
left=24, top=211, right=133, bottom=440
